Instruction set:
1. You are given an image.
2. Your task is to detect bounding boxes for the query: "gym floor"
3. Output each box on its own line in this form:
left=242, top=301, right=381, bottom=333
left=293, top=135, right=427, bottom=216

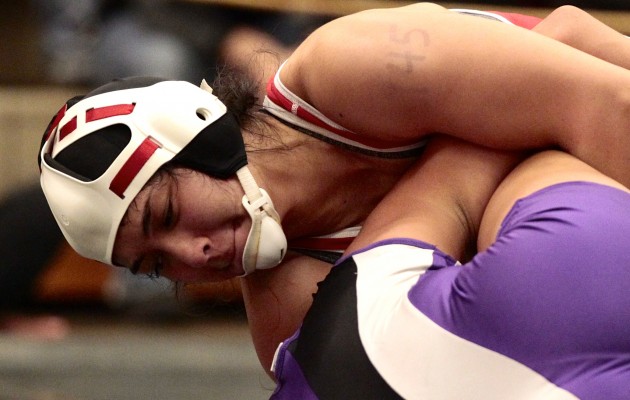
left=0, top=307, right=274, bottom=400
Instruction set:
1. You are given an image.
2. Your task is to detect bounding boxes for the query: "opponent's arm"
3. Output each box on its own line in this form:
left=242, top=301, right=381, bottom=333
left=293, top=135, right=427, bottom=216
left=345, top=136, right=522, bottom=260
left=285, top=3, right=630, bottom=188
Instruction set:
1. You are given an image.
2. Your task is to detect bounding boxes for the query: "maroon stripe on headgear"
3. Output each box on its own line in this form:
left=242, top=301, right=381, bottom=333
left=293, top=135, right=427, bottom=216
left=109, top=137, right=160, bottom=198
left=43, top=104, right=67, bottom=143
left=59, top=116, right=78, bottom=140
left=86, top=104, right=135, bottom=122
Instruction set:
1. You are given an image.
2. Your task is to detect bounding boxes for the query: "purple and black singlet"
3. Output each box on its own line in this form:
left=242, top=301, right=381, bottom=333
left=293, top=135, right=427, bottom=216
left=270, top=182, right=630, bottom=399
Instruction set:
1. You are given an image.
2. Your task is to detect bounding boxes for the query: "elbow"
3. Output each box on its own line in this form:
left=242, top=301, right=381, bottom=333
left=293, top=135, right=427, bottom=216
left=533, top=6, right=594, bottom=46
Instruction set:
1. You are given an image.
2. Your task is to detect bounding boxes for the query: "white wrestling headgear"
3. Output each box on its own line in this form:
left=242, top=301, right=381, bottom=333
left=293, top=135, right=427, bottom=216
left=38, top=77, right=286, bottom=275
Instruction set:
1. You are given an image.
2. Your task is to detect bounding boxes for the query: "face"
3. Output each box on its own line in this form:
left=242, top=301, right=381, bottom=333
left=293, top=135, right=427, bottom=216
left=112, top=168, right=251, bottom=283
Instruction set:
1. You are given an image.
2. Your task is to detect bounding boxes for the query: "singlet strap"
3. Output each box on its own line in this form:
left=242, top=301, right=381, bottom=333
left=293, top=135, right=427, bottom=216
left=289, top=226, right=361, bottom=264
left=263, top=63, right=426, bottom=158
left=451, top=9, right=542, bottom=29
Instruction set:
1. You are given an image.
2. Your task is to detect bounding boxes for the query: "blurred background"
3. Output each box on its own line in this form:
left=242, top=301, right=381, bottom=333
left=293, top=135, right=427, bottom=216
left=0, top=1, right=628, bottom=399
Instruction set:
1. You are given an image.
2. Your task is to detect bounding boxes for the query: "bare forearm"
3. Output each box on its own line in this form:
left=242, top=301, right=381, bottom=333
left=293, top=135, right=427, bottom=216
left=348, top=137, right=523, bottom=261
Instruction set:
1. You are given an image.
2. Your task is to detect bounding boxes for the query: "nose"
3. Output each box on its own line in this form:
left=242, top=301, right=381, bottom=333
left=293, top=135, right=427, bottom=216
left=163, top=235, right=211, bottom=269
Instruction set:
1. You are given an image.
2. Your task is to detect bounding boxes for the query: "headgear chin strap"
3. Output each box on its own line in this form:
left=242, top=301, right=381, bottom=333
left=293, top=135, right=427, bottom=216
left=200, top=80, right=286, bottom=275
left=237, top=167, right=286, bottom=275
left=38, top=77, right=286, bottom=275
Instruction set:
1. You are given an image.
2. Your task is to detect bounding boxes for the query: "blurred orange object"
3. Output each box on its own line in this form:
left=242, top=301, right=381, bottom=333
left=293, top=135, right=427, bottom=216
left=34, top=243, right=243, bottom=304
left=34, top=244, right=110, bottom=303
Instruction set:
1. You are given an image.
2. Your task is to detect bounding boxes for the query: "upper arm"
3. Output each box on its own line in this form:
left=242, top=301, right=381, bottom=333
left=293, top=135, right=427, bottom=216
left=282, top=3, right=449, bottom=142
left=282, top=4, right=630, bottom=157
left=284, top=3, right=528, bottom=143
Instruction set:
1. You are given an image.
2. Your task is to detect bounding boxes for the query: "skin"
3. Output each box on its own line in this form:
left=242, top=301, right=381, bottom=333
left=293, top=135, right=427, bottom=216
left=242, top=137, right=522, bottom=374
left=110, top=4, right=630, bottom=374
left=282, top=3, right=630, bottom=188
left=532, top=6, right=630, bottom=71
left=350, top=145, right=630, bottom=257
left=478, top=149, right=630, bottom=252
left=240, top=138, right=523, bottom=376
left=114, top=3, right=630, bottom=278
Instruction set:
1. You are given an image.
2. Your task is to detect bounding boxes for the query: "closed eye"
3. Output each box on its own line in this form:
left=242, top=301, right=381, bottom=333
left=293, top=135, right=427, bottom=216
left=146, top=255, right=164, bottom=279
left=130, top=257, right=143, bottom=275
left=163, top=196, right=175, bottom=228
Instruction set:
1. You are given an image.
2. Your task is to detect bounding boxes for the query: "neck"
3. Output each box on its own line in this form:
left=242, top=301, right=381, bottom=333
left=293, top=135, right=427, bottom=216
left=247, top=138, right=358, bottom=239
left=244, top=116, right=412, bottom=241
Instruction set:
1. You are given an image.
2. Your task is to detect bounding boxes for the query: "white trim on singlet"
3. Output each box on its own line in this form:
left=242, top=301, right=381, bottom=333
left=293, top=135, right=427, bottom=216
left=352, top=244, right=577, bottom=400
left=263, top=62, right=426, bottom=155
left=263, top=9, right=523, bottom=158
left=265, top=61, right=350, bottom=133
left=450, top=9, right=516, bottom=25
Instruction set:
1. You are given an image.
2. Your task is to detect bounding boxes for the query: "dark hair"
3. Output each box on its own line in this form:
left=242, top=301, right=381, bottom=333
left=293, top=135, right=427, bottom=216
left=211, top=61, right=290, bottom=153
left=211, top=65, right=262, bottom=129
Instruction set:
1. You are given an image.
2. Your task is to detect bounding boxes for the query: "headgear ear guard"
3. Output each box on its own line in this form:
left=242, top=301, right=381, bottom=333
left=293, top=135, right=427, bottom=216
left=38, top=77, right=286, bottom=275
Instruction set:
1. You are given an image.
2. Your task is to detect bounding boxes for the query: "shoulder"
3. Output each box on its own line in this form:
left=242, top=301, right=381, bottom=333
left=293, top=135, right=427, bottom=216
left=274, top=4, right=452, bottom=141
left=280, top=3, right=448, bottom=95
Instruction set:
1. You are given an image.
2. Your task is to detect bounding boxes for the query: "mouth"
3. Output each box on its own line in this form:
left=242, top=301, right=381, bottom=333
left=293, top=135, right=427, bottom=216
left=188, top=221, right=245, bottom=283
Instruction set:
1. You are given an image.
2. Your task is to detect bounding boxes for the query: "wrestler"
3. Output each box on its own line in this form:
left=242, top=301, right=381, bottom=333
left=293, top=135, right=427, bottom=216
left=37, top=3, right=630, bottom=372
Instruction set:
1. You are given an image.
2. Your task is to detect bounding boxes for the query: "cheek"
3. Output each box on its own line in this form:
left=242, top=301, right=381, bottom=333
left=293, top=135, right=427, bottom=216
left=179, top=186, right=248, bottom=236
